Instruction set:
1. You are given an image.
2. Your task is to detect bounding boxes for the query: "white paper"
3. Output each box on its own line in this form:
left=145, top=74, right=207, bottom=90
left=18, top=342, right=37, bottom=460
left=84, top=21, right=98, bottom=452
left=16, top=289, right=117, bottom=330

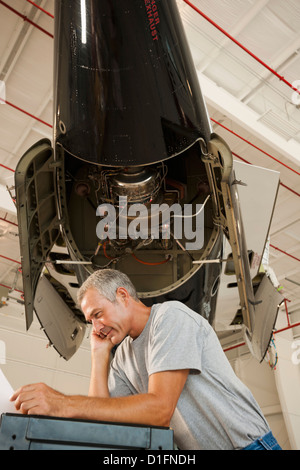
left=0, top=368, right=18, bottom=415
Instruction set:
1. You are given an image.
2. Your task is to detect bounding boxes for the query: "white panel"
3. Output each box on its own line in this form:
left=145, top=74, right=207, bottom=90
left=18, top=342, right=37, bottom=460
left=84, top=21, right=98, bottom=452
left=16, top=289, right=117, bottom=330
left=0, top=185, right=16, bottom=214
left=214, top=160, right=280, bottom=331
left=0, top=303, right=91, bottom=396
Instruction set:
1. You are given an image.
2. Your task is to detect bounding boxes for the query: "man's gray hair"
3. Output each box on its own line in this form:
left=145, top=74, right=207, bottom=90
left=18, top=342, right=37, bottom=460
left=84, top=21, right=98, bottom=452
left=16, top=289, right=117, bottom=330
left=77, top=269, right=139, bottom=305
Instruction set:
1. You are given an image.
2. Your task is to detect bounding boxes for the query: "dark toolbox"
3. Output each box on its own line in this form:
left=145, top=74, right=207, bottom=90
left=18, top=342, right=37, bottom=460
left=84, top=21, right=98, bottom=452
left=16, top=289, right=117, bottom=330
left=0, top=413, right=174, bottom=450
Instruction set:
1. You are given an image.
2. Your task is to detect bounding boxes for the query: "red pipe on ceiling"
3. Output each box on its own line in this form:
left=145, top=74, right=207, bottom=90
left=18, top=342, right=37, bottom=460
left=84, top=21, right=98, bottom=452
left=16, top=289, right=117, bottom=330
left=26, top=0, right=54, bottom=19
left=0, top=0, right=53, bottom=38
left=183, top=0, right=300, bottom=96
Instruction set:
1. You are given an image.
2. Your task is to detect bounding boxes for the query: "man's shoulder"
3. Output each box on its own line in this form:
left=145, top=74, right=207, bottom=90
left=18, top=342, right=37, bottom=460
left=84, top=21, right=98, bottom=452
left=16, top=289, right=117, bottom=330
left=153, top=301, right=208, bottom=327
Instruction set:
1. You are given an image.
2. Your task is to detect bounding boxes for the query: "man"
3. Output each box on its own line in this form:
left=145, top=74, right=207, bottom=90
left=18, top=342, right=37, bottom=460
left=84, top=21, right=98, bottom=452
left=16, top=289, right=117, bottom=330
left=10, top=269, right=281, bottom=450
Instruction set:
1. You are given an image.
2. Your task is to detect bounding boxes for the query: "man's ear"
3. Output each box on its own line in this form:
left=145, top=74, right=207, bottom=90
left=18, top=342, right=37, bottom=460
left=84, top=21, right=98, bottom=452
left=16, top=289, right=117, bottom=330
left=116, top=287, right=130, bottom=304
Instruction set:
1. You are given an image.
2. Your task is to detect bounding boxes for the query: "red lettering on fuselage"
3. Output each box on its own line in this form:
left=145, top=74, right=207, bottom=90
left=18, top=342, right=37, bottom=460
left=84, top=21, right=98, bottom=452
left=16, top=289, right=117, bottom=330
left=144, top=0, right=160, bottom=41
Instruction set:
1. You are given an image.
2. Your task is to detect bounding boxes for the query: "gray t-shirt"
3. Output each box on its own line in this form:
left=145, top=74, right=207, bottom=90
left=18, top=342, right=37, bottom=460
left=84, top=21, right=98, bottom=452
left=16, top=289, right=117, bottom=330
left=108, top=301, right=270, bottom=450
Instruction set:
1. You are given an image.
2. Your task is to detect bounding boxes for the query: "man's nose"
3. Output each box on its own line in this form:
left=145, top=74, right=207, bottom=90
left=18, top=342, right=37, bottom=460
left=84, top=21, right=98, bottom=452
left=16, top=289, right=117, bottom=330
left=92, top=318, right=104, bottom=330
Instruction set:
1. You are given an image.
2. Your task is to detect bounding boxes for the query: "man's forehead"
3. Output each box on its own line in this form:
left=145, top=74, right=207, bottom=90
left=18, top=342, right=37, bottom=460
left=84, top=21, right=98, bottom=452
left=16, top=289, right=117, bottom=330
left=81, top=288, right=107, bottom=307
left=81, top=289, right=112, bottom=318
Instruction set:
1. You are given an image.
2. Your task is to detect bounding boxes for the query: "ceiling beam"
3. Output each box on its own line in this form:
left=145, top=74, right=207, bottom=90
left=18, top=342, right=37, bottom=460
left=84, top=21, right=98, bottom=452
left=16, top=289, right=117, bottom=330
left=199, top=72, right=300, bottom=167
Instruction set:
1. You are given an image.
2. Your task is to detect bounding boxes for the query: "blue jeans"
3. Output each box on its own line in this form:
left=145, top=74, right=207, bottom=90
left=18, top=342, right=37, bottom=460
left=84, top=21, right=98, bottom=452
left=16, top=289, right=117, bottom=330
left=243, top=431, right=282, bottom=450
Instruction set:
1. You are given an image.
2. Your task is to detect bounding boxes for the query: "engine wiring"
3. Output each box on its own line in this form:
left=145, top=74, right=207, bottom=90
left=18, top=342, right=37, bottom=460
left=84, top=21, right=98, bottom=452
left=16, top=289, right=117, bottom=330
left=172, top=194, right=210, bottom=218
left=93, top=195, right=212, bottom=267
left=98, top=240, right=172, bottom=266
left=265, top=333, right=278, bottom=370
left=131, top=252, right=171, bottom=266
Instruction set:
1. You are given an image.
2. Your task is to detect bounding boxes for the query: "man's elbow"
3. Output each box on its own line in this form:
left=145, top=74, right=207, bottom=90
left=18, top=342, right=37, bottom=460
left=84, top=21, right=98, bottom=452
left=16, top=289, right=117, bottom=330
left=158, top=413, right=172, bottom=428
left=150, top=397, right=176, bottom=428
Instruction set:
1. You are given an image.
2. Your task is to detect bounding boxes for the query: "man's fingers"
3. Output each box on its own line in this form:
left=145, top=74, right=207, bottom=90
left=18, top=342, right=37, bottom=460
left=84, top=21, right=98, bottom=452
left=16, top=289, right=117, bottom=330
left=9, top=383, right=66, bottom=417
left=10, top=383, right=47, bottom=414
left=18, top=398, right=39, bottom=415
left=10, top=387, right=22, bottom=402
left=10, top=384, right=36, bottom=402
left=11, top=383, right=42, bottom=397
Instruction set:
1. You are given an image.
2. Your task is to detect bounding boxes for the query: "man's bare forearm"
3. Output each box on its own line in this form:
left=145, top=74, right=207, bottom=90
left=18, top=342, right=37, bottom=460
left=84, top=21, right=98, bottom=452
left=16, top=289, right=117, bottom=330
left=11, top=370, right=188, bottom=428
left=63, top=392, right=171, bottom=427
left=89, top=348, right=112, bottom=397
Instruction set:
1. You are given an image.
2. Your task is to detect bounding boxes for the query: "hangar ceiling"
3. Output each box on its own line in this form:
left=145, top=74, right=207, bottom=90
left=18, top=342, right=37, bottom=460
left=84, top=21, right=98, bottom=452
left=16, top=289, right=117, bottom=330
left=0, top=0, right=299, bottom=347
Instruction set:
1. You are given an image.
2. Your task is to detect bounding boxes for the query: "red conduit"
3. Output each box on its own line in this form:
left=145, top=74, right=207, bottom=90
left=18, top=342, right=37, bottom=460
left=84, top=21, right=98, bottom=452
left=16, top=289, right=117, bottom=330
left=224, top=322, right=300, bottom=353
left=0, top=0, right=53, bottom=38
left=0, top=97, right=53, bottom=128
left=26, top=0, right=54, bottom=19
left=223, top=341, right=246, bottom=353
left=0, top=217, right=18, bottom=227
left=284, top=298, right=291, bottom=327
left=0, top=283, right=23, bottom=294
left=0, top=163, right=15, bottom=173
left=183, top=0, right=300, bottom=96
left=275, top=321, right=300, bottom=335
left=211, top=118, right=300, bottom=176
left=132, top=252, right=171, bottom=266
left=279, top=182, right=300, bottom=198
left=0, top=254, right=21, bottom=265
left=270, top=244, right=300, bottom=263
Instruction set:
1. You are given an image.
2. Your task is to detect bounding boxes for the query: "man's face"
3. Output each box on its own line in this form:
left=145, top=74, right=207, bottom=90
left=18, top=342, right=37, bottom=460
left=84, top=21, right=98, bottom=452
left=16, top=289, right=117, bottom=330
left=81, top=287, right=128, bottom=346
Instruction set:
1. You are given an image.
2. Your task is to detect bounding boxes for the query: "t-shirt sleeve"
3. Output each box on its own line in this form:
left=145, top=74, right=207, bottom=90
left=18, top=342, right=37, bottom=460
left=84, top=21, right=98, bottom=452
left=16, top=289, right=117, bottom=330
left=148, top=303, right=206, bottom=376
